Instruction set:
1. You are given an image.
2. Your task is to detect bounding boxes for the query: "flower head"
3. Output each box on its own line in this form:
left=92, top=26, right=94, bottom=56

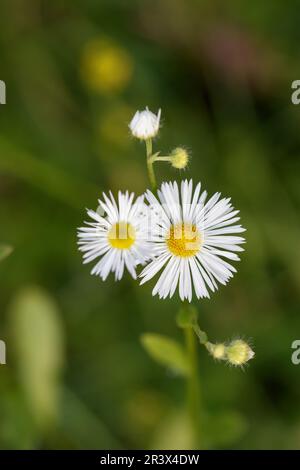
left=78, top=191, right=153, bottom=281
left=129, top=107, right=161, bottom=140
left=140, top=180, right=246, bottom=302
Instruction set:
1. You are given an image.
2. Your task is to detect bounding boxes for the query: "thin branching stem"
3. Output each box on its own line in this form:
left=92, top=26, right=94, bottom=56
left=145, top=138, right=157, bottom=191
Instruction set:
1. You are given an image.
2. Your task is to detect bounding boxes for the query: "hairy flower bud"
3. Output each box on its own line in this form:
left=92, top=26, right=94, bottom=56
left=226, top=340, right=255, bottom=367
left=211, top=343, right=226, bottom=360
left=171, top=148, right=189, bottom=169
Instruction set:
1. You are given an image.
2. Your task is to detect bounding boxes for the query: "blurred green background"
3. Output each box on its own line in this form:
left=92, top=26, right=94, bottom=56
left=1, top=0, right=300, bottom=450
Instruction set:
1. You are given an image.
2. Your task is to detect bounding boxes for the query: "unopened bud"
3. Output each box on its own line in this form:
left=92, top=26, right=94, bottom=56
left=226, top=340, right=255, bottom=367
left=206, top=342, right=226, bottom=360
left=211, top=343, right=226, bottom=360
left=171, top=148, right=189, bottom=169
left=129, top=107, right=161, bottom=140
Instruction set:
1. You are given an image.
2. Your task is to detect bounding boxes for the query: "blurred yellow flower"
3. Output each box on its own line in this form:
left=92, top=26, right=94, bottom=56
left=80, top=39, right=133, bottom=94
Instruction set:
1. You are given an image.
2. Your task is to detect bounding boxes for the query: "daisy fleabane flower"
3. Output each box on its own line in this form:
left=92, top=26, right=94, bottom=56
left=140, top=180, right=246, bottom=302
left=129, top=107, right=161, bottom=140
left=78, top=191, right=153, bottom=281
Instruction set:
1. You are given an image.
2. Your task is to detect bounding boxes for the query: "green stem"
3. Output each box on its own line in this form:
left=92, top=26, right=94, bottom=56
left=185, top=326, right=201, bottom=449
left=149, top=155, right=172, bottom=164
left=192, top=323, right=208, bottom=346
left=145, top=138, right=157, bottom=191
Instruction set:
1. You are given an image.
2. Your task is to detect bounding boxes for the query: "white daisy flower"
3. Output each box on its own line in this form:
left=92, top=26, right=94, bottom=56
left=129, top=107, right=161, bottom=140
left=140, top=180, right=246, bottom=302
left=78, top=191, right=153, bottom=281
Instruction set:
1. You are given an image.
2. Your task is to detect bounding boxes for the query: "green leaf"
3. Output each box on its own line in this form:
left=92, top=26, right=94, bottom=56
left=141, top=333, right=189, bottom=376
left=9, top=286, right=65, bottom=430
left=0, top=244, right=13, bottom=262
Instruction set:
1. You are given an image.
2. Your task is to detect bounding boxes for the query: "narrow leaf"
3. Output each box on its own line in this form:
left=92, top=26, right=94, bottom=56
left=9, top=286, right=65, bottom=429
left=141, top=333, right=189, bottom=376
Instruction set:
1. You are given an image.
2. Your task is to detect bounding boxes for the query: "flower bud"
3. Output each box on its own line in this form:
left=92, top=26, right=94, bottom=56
left=129, top=107, right=161, bottom=140
left=211, top=343, right=226, bottom=360
left=226, top=340, right=255, bottom=367
left=170, top=148, right=189, bottom=169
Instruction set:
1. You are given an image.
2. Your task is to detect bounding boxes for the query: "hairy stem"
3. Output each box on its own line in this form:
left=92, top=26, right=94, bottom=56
left=185, top=326, right=201, bottom=449
left=149, top=155, right=172, bottom=164
left=145, top=138, right=157, bottom=191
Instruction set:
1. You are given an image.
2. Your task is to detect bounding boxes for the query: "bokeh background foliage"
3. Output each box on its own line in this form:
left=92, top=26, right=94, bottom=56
left=0, top=0, right=300, bottom=449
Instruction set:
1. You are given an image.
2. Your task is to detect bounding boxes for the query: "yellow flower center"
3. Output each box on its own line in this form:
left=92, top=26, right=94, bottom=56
left=167, top=223, right=201, bottom=257
left=108, top=222, right=135, bottom=250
